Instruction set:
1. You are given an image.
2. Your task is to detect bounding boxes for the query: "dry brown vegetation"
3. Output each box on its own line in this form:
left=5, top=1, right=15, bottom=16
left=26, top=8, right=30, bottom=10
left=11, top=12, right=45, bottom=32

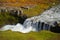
left=0, top=0, right=60, bottom=7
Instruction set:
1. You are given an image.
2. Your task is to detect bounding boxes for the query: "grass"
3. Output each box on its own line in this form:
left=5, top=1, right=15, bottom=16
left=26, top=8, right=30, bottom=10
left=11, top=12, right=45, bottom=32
left=0, top=12, right=18, bottom=27
left=23, top=4, right=49, bottom=17
left=23, top=3, right=59, bottom=17
left=0, top=30, right=60, bottom=40
left=0, top=0, right=60, bottom=7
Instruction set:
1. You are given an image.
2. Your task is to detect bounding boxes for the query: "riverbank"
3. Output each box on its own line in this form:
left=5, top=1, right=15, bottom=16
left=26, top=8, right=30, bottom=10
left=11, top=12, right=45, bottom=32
left=0, top=30, right=60, bottom=40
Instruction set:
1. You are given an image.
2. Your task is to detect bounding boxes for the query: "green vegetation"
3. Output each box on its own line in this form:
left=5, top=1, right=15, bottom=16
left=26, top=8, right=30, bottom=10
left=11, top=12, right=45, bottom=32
left=0, top=12, right=18, bottom=28
left=23, top=3, right=60, bottom=17
left=0, top=11, right=27, bottom=28
left=23, top=4, right=49, bottom=17
left=0, top=30, right=60, bottom=40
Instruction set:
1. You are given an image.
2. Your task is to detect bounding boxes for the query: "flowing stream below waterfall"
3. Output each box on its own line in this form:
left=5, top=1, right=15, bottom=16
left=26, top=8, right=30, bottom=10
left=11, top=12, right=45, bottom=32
left=0, top=4, right=60, bottom=33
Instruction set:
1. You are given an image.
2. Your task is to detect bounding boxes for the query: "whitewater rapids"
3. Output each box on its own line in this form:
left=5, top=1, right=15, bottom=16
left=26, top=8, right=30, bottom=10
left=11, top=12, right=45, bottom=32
left=0, top=23, right=34, bottom=33
left=0, top=4, right=60, bottom=33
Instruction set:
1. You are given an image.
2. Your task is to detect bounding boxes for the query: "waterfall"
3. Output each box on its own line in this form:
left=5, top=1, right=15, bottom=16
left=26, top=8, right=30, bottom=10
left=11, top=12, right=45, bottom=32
left=0, top=4, right=60, bottom=33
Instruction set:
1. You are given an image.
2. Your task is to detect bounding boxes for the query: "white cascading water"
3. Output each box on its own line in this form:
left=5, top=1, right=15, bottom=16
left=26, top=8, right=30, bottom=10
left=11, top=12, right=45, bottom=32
left=0, top=5, right=60, bottom=33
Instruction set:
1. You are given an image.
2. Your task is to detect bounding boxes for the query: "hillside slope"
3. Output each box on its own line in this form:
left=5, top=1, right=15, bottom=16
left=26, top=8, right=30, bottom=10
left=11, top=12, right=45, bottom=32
left=0, top=0, right=60, bottom=7
left=0, top=30, right=60, bottom=40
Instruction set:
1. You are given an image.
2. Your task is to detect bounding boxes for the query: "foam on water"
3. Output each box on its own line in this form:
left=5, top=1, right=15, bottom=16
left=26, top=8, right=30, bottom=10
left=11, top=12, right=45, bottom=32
left=0, top=5, right=60, bottom=33
left=0, top=23, right=33, bottom=33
